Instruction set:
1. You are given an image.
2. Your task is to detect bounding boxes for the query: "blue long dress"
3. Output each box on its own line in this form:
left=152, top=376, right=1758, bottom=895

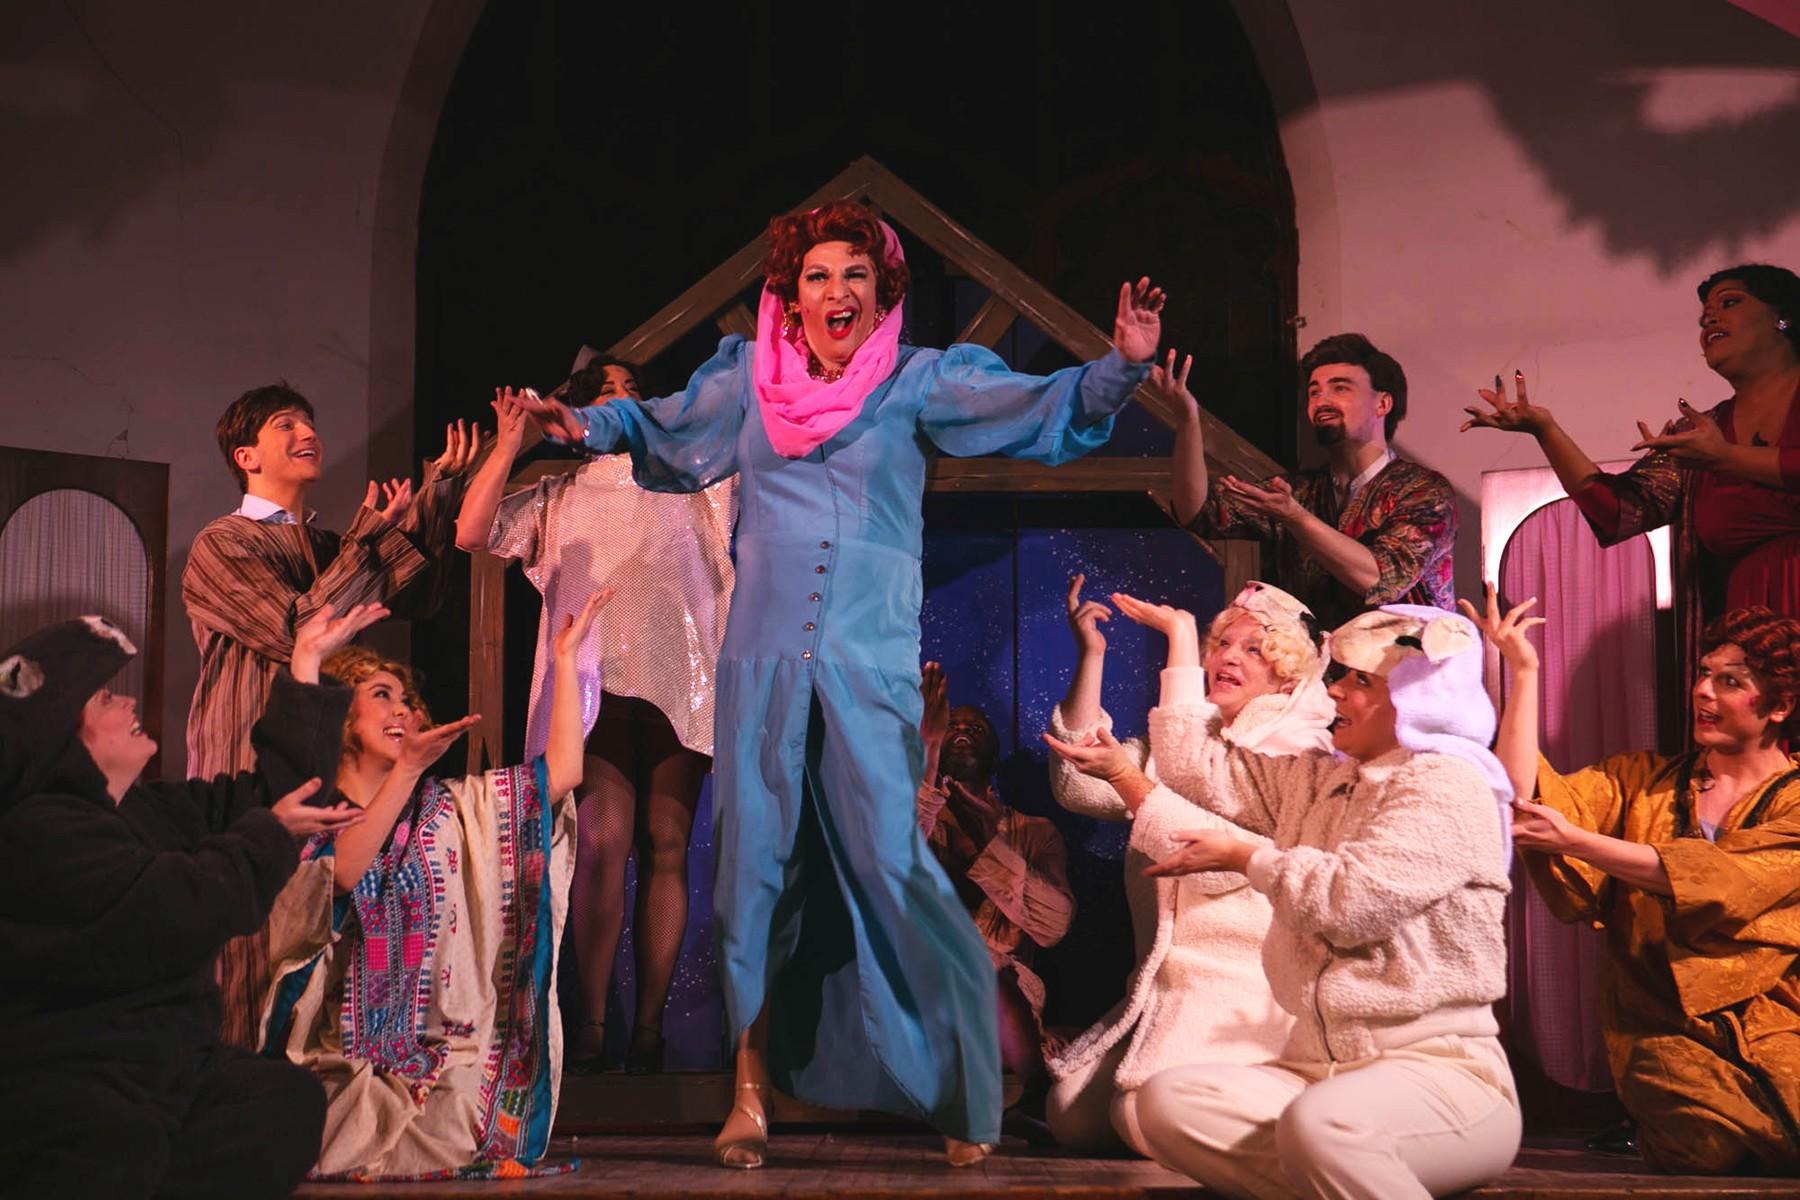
left=570, top=335, right=1146, bottom=1142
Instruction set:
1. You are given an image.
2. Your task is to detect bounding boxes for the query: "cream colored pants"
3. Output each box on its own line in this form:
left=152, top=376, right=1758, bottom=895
left=1046, top=1038, right=1150, bottom=1156
left=1134, top=1036, right=1521, bottom=1200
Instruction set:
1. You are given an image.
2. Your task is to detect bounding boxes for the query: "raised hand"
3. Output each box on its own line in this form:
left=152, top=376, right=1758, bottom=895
left=1112, top=276, right=1166, bottom=364
left=1144, top=348, right=1198, bottom=424
left=1111, top=592, right=1196, bottom=642
left=269, top=777, right=365, bottom=840
left=1216, top=474, right=1303, bottom=523
left=1142, top=828, right=1252, bottom=878
left=360, top=477, right=414, bottom=527
left=512, top=387, right=587, bottom=443
left=1462, top=370, right=1554, bottom=436
left=430, top=418, right=483, bottom=477
left=1457, top=582, right=1546, bottom=673
left=1630, top=400, right=1728, bottom=469
left=552, top=589, right=612, bottom=660
left=492, top=388, right=531, bottom=448
left=920, top=660, right=950, bottom=765
left=1042, top=726, right=1136, bottom=784
left=290, top=602, right=390, bottom=684
left=1511, top=796, right=1583, bottom=855
left=397, top=713, right=483, bottom=776
left=1066, top=574, right=1112, bottom=657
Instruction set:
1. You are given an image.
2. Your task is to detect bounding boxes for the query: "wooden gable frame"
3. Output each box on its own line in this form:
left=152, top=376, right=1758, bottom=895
left=466, top=155, right=1279, bottom=768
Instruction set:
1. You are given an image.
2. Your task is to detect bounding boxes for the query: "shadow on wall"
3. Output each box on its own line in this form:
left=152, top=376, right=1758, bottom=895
left=1273, top=0, right=1800, bottom=272
left=0, top=0, right=426, bottom=265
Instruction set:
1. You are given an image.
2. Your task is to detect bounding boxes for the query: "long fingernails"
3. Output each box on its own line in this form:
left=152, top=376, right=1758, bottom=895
left=1495, top=375, right=1502, bottom=389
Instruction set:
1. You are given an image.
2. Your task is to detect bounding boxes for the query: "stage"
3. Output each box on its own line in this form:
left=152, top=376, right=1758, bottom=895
left=291, top=1133, right=1796, bottom=1198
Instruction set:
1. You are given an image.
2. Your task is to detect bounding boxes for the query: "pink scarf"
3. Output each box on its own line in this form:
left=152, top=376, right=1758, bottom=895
left=753, top=221, right=906, bottom=458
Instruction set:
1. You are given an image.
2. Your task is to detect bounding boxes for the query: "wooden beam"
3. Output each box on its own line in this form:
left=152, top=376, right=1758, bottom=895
left=926, top=456, right=1167, bottom=494
left=467, top=552, right=507, bottom=773
left=716, top=303, right=757, bottom=342
left=955, top=294, right=1017, bottom=348
left=604, top=159, right=879, bottom=365
left=853, top=156, right=1278, bottom=484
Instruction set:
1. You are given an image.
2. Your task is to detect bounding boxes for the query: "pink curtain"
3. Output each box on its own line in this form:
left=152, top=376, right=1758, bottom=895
left=1498, top=497, right=1658, bottom=1093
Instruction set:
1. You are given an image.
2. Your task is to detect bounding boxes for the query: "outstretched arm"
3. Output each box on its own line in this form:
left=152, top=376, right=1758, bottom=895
left=329, top=714, right=482, bottom=893
left=1151, top=350, right=1212, bottom=526
left=546, top=590, right=611, bottom=798
left=455, top=390, right=530, bottom=553
left=1460, top=583, right=1545, bottom=806
left=1059, top=574, right=1111, bottom=729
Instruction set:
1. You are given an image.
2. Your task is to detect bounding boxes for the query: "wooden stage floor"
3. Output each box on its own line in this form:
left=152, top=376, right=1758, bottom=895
left=292, top=1133, right=1798, bottom=1198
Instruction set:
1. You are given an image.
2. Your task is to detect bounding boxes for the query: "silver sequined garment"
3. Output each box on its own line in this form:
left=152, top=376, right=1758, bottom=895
left=489, top=454, right=736, bottom=757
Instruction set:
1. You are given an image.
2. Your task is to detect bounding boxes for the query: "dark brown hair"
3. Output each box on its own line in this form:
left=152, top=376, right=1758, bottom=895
left=214, top=383, right=315, bottom=492
left=1697, top=264, right=1800, bottom=357
left=1299, top=333, right=1408, bottom=440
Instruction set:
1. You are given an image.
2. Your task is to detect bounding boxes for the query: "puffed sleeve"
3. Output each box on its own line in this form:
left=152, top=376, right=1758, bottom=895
left=571, top=336, right=750, bottom=493
left=1045, top=702, right=1149, bottom=822
left=917, top=344, right=1148, bottom=465
left=487, top=477, right=551, bottom=565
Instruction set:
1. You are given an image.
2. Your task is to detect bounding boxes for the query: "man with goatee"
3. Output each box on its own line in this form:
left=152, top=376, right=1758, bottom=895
left=1163, top=333, right=1456, bottom=628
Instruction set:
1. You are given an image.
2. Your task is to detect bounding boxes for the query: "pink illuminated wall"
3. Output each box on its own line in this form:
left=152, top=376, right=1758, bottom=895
left=2, top=0, right=1795, bottom=773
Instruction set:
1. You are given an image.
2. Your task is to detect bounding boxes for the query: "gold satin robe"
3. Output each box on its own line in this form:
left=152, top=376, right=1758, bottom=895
left=1526, top=750, right=1800, bottom=1174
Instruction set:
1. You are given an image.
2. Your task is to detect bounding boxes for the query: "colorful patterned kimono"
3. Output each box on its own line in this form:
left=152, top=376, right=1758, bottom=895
left=1525, top=750, right=1800, bottom=1174
left=261, top=758, right=577, bottom=1180
left=1183, top=457, right=1455, bottom=630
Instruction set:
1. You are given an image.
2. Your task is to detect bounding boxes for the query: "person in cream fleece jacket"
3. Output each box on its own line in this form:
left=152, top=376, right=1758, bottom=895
left=1048, top=602, right=1520, bottom=1200
left=1043, top=577, right=1334, bottom=1155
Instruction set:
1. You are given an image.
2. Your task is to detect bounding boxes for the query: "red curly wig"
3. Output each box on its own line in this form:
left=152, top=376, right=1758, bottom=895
left=762, top=201, right=909, bottom=311
left=1699, top=606, right=1800, bottom=736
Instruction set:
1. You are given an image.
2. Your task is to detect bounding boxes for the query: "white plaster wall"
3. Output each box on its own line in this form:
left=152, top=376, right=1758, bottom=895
left=1261, top=0, right=1800, bottom=597
left=0, top=0, right=439, bottom=773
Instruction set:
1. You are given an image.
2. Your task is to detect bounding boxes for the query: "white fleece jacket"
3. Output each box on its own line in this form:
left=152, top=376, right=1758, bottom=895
left=1045, top=673, right=1334, bottom=1089
left=1149, top=670, right=1512, bottom=1064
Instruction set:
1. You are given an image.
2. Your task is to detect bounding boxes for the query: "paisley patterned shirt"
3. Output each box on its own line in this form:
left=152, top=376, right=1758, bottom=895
left=1187, top=456, right=1456, bottom=629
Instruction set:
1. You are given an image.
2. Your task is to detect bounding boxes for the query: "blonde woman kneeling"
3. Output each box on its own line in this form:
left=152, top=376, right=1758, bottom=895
left=1043, top=578, right=1332, bottom=1154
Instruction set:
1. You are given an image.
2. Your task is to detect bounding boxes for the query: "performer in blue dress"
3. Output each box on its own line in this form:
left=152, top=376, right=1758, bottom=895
left=518, top=201, right=1162, bottom=1166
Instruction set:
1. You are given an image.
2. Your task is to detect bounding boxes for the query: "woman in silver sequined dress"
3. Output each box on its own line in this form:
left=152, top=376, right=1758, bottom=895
left=456, top=356, right=737, bottom=1073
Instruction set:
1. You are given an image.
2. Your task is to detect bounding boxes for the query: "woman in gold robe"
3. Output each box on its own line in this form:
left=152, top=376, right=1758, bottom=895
left=1471, top=589, right=1800, bottom=1174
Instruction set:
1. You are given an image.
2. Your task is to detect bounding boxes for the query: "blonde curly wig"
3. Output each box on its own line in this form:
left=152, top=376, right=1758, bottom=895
left=1202, top=605, right=1324, bottom=688
left=322, top=645, right=433, bottom=757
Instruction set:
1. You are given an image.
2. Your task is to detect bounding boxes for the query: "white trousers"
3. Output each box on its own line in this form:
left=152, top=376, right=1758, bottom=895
left=1046, top=1037, right=1150, bottom=1156
left=1134, top=1036, right=1521, bottom=1200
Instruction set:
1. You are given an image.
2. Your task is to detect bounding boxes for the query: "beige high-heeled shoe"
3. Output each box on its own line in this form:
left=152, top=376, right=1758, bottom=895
left=714, top=1082, right=770, bottom=1170
left=944, top=1137, right=994, bottom=1167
